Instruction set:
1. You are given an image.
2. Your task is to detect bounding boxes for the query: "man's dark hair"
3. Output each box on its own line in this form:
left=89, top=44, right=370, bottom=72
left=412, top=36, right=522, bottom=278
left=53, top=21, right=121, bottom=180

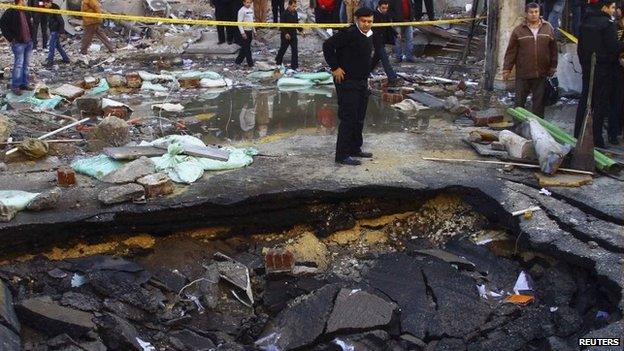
left=288, top=0, right=296, bottom=5
left=354, top=7, right=374, bottom=17
left=525, top=2, right=540, bottom=12
left=378, top=0, right=390, bottom=6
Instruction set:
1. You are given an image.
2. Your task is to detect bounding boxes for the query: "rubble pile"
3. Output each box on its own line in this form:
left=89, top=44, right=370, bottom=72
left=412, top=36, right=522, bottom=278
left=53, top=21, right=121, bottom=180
left=0, top=194, right=619, bottom=351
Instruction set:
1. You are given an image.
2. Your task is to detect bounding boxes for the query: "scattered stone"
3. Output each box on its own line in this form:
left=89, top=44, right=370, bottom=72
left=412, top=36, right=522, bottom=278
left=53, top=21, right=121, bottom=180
left=98, top=183, right=145, bottom=205
left=587, top=241, right=598, bottom=249
left=400, top=334, right=426, bottom=348
left=102, top=158, right=156, bottom=184
left=0, top=323, right=20, bottom=351
left=0, top=162, right=7, bottom=171
left=76, top=97, right=103, bottom=116
left=534, top=173, right=593, bottom=188
left=16, top=296, right=95, bottom=337
left=95, top=313, right=142, bottom=350
left=60, top=292, right=103, bottom=312
left=0, top=279, right=20, bottom=332
left=0, top=114, right=10, bottom=142
left=26, top=187, right=62, bottom=211
left=0, top=203, right=17, bottom=222
left=79, top=340, right=108, bottom=351
left=47, top=268, right=68, bottom=279
left=102, top=299, right=148, bottom=322
left=125, top=73, right=142, bottom=88
left=414, top=249, right=476, bottom=270
left=89, top=116, right=130, bottom=148
left=431, top=338, right=466, bottom=350
left=51, top=84, right=85, bottom=100
left=106, top=74, right=127, bottom=87
left=264, top=248, right=295, bottom=274
left=256, top=284, right=340, bottom=350
left=136, top=173, right=174, bottom=198
left=326, top=288, right=397, bottom=333
left=169, top=329, right=215, bottom=350
left=553, top=306, right=583, bottom=337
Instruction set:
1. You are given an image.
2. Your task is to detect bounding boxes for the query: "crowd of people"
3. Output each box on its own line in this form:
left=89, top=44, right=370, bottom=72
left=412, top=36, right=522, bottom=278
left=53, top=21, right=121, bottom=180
left=503, top=0, right=624, bottom=149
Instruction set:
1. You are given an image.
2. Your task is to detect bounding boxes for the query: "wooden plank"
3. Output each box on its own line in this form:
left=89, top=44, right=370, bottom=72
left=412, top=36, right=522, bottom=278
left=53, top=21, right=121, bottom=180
left=407, top=91, right=446, bottom=109
left=484, top=0, right=500, bottom=90
left=103, top=146, right=166, bottom=160
left=422, top=157, right=594, bottom=175
left=181, top=144, right=230, bottom=161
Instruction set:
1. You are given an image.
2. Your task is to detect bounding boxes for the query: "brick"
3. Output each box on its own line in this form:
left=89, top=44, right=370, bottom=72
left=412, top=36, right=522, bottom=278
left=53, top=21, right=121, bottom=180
left=265, top=248, right=295, bottom=274
left=178, top=77, right=201, bottom=89
left=381, top=92, right=404, bottom=104
left=103, top=106, right=131, bottom=120
left=57, top=167, right=76, bottom=187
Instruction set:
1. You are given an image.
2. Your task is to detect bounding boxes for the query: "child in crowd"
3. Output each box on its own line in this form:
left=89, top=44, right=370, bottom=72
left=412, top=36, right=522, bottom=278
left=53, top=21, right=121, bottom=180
left=275, top=0, right=302, bottom=70
left=235, top=0, right=255, bottom=67
left=46, top=0, right=70, bottom=67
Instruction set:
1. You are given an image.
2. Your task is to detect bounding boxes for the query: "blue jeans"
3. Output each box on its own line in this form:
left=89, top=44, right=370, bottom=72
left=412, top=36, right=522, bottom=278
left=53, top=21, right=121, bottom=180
left=545, top=0, right=566, bottom=39
left=394, top=26, right=413, bottom=60
left=11, top=41, right=33, bottom=89
left=47, top=31, right=69, bottom=64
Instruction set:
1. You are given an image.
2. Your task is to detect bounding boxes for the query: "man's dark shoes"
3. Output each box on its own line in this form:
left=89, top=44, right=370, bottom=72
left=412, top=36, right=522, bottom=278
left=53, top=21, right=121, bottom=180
left=20, top=84, right=35, bottom=91
left=352, top=151, right=373, bottom=158
left=336, top=157, right=362, bottom=166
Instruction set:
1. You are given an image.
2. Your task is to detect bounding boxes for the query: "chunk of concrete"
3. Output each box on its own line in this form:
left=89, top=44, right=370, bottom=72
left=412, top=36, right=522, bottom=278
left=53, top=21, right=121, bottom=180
left=15, top=296, right=95, bottom=337
left=51, top=84, right=85, bottom=100
left=471, top=108, right=505, bottom=127
left=98, top=183, right=145, bottom=205
left=326, top=288, right=397, bottom=333
left=0, top=279, right=20, bottom=333
left=256, top=284, right=340, bottom=350
left=185, top=32, right=240, bottom=55
left=95, top=313, right=142, bottom=350
left=102, top=157, right=156, bottom=184
left=136, top=173, right=174, bottom=198
left=103, top=146, right=165, bottom=160
left=26, top=187, right=61, bottom=211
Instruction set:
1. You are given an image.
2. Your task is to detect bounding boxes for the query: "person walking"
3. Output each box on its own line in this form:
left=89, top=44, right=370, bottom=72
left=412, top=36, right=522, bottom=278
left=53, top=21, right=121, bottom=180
left=414, top=0, right=434, bottom=21
left=80, top=0, right=115, bottom=55
left=235, top=0, right=255, bottom=67
left=502, top=2, right=558, bottom=119
left=45, top=0, right=70, bottom=67
left=323, top=7, right=375, bottom=166
left=28, top=0, right=49, bottom=50
left=371, top=0, right=399, bottom=85
left=389, top=0, right=415, bottom=62
left=271, top=0, right=284, bottom=22
left=0, top=0, right=35, bottom=95
left=575, top=0, right=624, bottom=146
left=275, top=0, right=302, bottom=69
left=212, top=0, right=229, bottom=44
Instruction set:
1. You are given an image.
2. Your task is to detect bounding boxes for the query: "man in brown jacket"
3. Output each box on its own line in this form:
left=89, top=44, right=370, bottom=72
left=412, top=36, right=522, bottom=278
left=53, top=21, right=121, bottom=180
left=502, top=2, right=558, bottom=118
left=80, top=0, right=115, bottom=55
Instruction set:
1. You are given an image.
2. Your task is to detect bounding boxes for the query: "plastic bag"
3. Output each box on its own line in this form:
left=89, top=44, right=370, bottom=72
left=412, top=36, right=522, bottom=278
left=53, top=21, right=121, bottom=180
left=0, top=190, right=40, bottom=210
left=277, top=77, right=314, bottom=88
left=150, top=143, right=205, bottom=184
left=197, top=147, right=257, bottom=171
left=86, top=79, right=110, bottom=96
left=71, top=154, right=123, bottom=180
left=293, top=72, right=332, bottom=82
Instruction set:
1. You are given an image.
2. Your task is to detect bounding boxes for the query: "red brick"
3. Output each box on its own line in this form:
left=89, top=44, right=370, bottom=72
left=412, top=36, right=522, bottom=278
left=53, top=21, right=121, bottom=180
left=57, top=167, right=76, bottom=187
left=265, top=248, right=295, bottom=274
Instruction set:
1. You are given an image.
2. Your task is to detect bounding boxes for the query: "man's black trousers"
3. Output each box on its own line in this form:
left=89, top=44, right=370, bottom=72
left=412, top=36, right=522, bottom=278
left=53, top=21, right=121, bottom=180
left=235, top=30, right=254, bottom=66
left=272, top=0, right=284, bottom=22
left=415, top=0, right=435, bottom=20
left=335, top=80, right=369, bottom=162
left=275, top=34, right=298, bottom=69
left=32, top=13, right=49, bottom=50
left=574, top=63, right=619, bottom=147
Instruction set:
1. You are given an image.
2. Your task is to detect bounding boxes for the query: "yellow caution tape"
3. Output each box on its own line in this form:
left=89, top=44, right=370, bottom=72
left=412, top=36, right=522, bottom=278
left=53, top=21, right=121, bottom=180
left=558, top=28, right=578, bottom=44
left=0, top=4, right=483, bottom=29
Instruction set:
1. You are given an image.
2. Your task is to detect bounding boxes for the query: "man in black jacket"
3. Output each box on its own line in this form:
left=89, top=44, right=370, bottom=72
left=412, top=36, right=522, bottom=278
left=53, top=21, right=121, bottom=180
left=212, top=0, right=228, bottom=44
left=371, top=0, right=399, bottom=85
left=28, top=0, right=49, bottom=50
left=575, top=0, right=624, bottom=147
left=323, top=7, right=374, bottom=166
left=0, top=0, right=35, bottom=95
left=46, top=1, right=70, bottom=66
left=275, top=0, right=302, bottom=69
